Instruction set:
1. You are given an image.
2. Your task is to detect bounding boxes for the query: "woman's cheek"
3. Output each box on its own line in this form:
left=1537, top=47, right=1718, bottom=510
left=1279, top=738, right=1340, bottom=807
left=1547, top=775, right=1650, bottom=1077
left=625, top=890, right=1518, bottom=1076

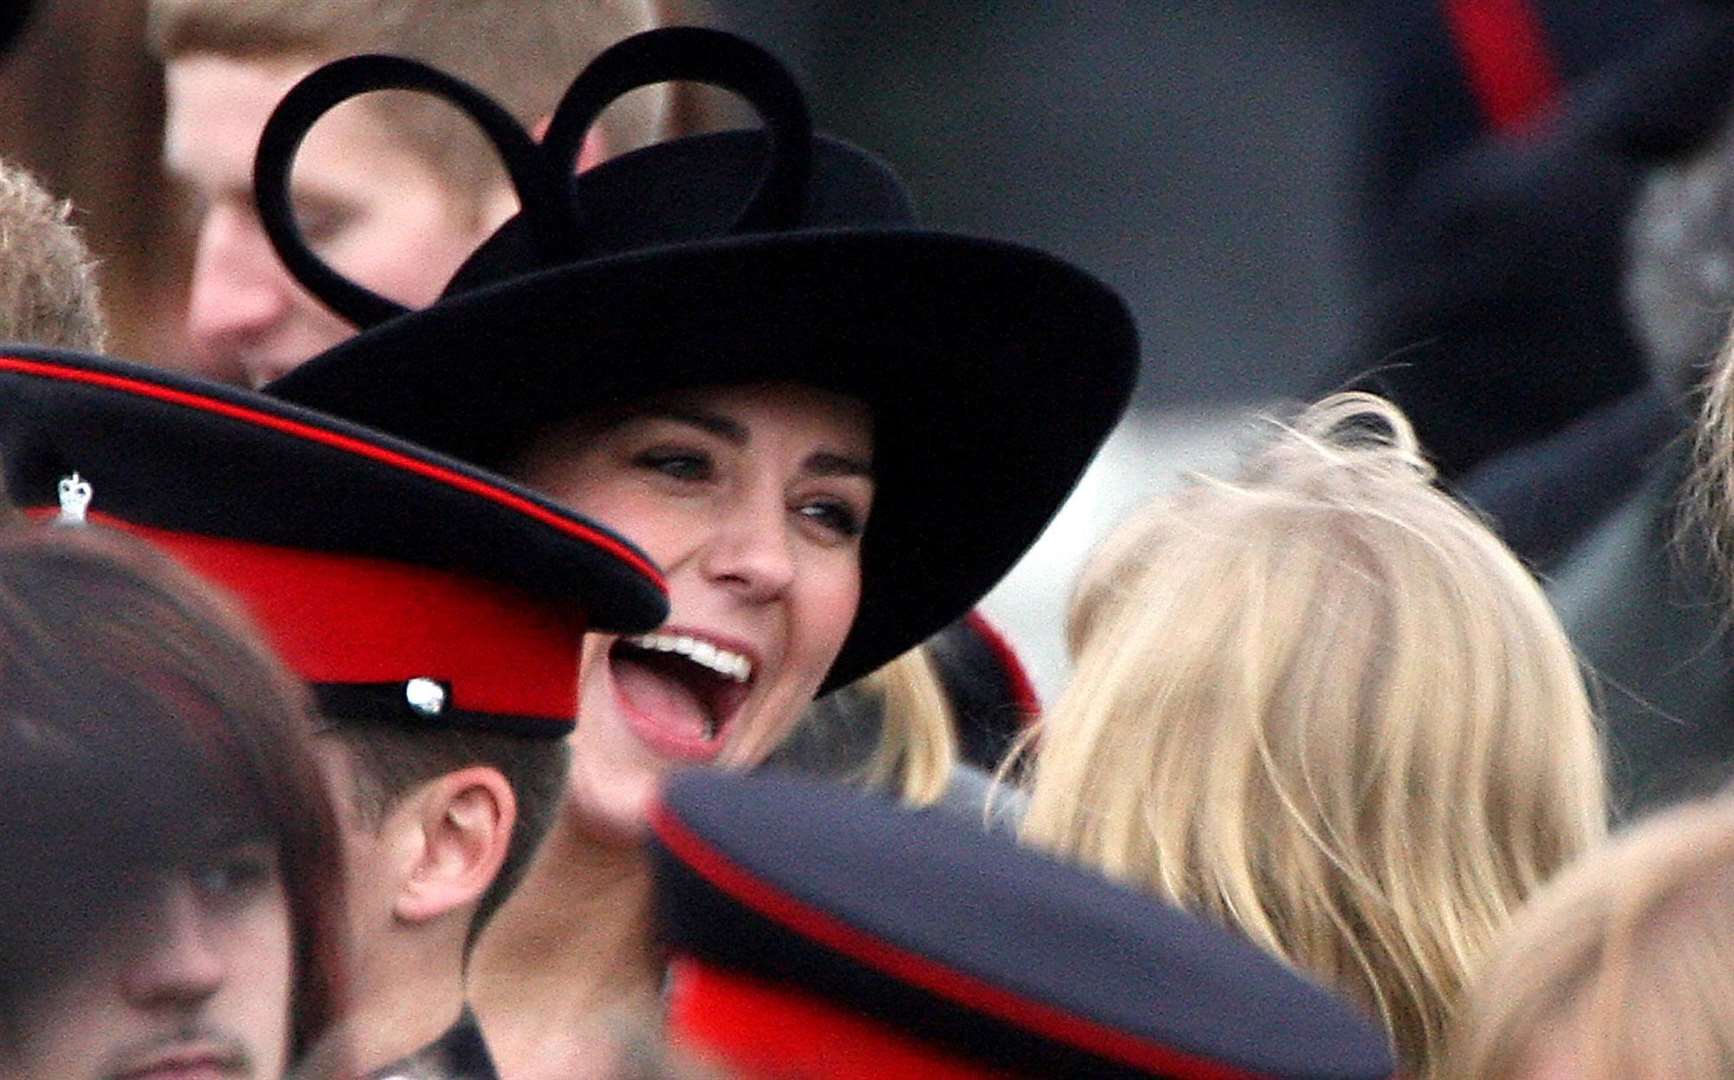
left=614, top=490, right=707, bottom=569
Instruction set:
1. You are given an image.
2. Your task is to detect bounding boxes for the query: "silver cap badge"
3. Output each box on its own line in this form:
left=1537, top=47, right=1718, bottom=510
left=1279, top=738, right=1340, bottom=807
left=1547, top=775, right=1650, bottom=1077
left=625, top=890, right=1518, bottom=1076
left=55, top=473, right=92, bottom=525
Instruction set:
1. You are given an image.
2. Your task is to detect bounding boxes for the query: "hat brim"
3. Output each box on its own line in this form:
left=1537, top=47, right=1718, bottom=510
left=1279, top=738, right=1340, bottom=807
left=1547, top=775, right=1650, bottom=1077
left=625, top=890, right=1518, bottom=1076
left=272, top=228, right=1139, bottom=690
left=0, top=347, right=668, bottom=637
left=652, top=771, right=1397, bottom=1078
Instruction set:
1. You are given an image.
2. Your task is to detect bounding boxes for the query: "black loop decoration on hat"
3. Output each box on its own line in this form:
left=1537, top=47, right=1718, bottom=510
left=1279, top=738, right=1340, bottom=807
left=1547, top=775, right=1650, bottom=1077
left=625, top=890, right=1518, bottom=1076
left=541, top=26, right=813, bottom=239
left=254, top=54, right=573, bottom=330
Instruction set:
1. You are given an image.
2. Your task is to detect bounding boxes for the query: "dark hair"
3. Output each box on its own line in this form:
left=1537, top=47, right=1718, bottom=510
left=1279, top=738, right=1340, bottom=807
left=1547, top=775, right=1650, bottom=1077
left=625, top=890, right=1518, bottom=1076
left=324, top=721, right=569, bottom=947
left=0, top=524, right=347, bottom=1059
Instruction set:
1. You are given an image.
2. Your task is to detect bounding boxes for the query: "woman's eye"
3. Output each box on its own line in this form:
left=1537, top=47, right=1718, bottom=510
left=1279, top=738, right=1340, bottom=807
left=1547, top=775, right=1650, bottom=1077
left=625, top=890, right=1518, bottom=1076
left=798, top=499, right=864, bottom=539
left=633, top=449, right=712, bottom=482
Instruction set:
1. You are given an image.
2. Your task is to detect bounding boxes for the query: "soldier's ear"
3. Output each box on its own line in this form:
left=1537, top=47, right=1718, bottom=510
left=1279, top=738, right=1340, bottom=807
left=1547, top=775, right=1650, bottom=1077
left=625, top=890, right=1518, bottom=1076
left=393, top=767, right=516, bottom=926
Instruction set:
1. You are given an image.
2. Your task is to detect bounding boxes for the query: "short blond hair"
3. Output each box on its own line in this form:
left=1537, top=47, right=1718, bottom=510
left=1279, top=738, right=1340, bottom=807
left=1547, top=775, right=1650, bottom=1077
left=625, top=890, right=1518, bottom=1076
left=0, top=159, right=106, bottom=351
left=1445, top=793, right=1734, bottom=1079
left=1017, top=392, right=1608, bottom=1078
left=147, top=0, right=665, bottom=201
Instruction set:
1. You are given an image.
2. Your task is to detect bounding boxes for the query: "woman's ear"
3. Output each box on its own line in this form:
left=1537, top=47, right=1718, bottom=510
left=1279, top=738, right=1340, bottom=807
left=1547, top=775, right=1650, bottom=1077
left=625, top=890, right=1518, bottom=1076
left=393, top=766, right=517, bottom=927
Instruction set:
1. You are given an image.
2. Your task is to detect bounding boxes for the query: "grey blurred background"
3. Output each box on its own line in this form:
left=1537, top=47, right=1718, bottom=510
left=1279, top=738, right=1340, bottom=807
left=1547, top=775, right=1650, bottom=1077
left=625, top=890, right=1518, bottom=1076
left=704, top=3, right=1366, bottom=691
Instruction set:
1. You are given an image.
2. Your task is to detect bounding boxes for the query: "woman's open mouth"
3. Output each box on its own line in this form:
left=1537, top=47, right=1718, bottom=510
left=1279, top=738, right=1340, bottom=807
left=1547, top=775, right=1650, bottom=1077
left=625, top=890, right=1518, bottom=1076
left=609, top=630, right=756, bottom=761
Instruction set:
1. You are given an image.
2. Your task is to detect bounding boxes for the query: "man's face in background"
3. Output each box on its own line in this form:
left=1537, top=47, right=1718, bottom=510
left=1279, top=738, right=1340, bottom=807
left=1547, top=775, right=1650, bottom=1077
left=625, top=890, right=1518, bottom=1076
left=162, top=53, right=507, bottom=388
left=2, top=834, right=295, bottom=1080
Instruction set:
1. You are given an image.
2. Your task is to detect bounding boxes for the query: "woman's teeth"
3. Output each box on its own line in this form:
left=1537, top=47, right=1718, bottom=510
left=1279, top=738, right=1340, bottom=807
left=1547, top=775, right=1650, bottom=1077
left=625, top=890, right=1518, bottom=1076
left=624, top=632, right=753, bottom=683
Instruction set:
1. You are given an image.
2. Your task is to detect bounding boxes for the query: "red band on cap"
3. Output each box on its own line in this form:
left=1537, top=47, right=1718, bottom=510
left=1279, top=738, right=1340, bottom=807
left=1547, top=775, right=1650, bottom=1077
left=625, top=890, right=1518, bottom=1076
left=667, top=959, right=998, bottom=1079
left=1443, top=0, right=1561, bottom=135
left=82, top=514, right=583, bottom=723
left=650, top=802, right=1267, bottom=1080
left=0, top=354, right=664, bottom=590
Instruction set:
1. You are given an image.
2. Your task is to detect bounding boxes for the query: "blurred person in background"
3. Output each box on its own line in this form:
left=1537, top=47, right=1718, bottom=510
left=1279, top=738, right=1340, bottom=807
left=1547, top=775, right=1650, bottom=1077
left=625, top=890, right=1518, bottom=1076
left=1014, top=393, right=1607, bottom=1078
left=0, top=523, right=347, bottom=1080
left=1538, top=117, right=1734, bottom=817
left=0, top=155, right=106, bottom=350
left=1443, top=791, right=1734, bottom=1079
left=148, top=0, right=665, bottom=387
left=1334, top=2, right=1734, bottom=819
left=1341, top=0, right=1734, bottom=485
left=254, top=31, right=1137, bottom=1077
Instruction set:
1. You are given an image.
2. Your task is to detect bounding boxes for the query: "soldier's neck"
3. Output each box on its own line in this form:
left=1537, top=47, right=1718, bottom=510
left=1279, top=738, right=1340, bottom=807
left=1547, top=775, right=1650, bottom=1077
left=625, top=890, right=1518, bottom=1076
left=345, top=959, right=467, bottom=1075
left=467, top=814, right=663, bottom=1080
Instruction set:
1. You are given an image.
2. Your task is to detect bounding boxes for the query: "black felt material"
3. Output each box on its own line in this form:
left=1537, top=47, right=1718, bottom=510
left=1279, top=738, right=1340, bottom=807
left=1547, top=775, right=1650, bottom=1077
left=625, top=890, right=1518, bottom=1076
left=259, top=28, right=1139, bottom=692
left=652, top=771, right=1395, bottom=1080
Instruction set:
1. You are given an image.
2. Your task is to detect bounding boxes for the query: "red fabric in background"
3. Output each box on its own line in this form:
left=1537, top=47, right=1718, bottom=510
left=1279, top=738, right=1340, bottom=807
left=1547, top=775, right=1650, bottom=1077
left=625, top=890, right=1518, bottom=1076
left=1442, top=0, right=1562, bottom=134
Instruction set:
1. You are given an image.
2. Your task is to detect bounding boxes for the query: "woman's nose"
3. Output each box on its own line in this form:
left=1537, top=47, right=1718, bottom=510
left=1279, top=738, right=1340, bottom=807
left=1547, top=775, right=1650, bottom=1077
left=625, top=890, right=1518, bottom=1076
left=118, top=879, right=227, bottom=1010
left=700, top=492, right=797, bottom=603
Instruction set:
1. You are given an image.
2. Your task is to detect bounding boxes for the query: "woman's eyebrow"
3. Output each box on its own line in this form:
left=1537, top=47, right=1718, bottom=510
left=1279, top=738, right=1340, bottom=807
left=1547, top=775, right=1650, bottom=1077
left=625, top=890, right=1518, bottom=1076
left=637, top=406, right=871, bottom=477
left=805, top=451, right=873, bottom=479
left=641, top=405, right=747, bottom=444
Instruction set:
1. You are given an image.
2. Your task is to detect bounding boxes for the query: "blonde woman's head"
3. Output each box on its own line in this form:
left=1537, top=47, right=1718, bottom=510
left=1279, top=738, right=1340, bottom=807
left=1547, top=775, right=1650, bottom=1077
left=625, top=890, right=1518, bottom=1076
left=1445, top=792, right=1734, bottom=1080
left=1019, top=392, right=1607, bottom=1077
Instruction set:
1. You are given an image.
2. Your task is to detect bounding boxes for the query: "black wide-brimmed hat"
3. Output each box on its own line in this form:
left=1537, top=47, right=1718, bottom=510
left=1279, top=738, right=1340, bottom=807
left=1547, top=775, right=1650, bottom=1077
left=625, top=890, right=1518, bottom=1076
left=0, top=346, right=667, bottom=738
left=651, top=770, right=1395, bottom=1078
left=260, top=27, right=1140, bottom=692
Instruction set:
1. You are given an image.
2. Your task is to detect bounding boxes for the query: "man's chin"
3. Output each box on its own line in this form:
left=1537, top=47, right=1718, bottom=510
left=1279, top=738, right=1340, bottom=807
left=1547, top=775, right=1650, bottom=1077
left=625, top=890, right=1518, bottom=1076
left=567, top=767, right=663, bottom=849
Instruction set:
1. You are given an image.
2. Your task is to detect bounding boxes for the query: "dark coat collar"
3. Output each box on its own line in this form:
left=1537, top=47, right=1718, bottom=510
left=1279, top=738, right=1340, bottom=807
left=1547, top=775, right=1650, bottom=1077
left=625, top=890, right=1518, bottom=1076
left=367, top=1006, right=499, bottom=1080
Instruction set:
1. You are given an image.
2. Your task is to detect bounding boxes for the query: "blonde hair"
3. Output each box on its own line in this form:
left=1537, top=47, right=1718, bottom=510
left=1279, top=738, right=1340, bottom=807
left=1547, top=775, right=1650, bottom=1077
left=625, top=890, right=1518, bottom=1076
left=147, top=0, right=665, bottom=203
left=0, top=159, right=106, bottom=351
left=1689, top=320, right=1734, bottom=594
left=1445, top=793, right=1734, bottom=1080
left=1016, top=392, right=1608, bottom=1077
left=852, top=646, right=958, bottom=807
